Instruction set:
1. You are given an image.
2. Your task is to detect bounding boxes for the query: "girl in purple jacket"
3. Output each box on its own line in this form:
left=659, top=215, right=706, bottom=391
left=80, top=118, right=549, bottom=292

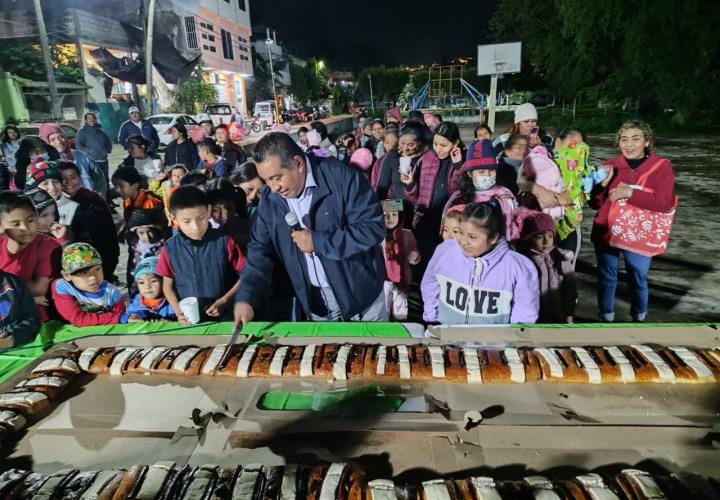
left=421, top=202, right=539, bottom=325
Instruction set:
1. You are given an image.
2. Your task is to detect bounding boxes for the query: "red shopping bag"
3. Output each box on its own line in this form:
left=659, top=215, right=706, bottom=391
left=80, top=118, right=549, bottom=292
left=606, top=160, right=678, bottom=257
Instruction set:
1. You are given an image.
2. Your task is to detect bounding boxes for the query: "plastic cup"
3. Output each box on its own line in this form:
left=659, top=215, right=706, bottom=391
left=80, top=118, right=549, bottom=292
left=399, top=156, right=412, bottom=175
left=179, top=297, right=200, bottom=325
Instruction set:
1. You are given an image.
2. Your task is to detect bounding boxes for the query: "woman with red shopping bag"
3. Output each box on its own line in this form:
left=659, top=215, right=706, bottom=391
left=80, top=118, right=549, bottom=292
left=591, top=120, right=677, bottom=322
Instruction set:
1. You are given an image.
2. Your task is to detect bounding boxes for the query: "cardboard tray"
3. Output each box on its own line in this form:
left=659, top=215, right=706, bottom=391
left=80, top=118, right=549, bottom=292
left=2, top=332, right=719, bottom=478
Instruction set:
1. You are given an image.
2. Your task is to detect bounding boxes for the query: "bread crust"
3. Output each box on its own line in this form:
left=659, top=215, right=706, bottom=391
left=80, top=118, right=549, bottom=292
left=521, top=348, right=542, bottom=382
left=348, top=345, right=367, bottom=378
left=215, top=344, right=249, bottom=377
left=282, top=346, right=305, bottom=377
left=88, top=348, right=121, bottom=374
left=444, top=347, right=468, bottom=382
left=408, top=345, right=433, bottom=380
left=15, top=375, right=69, bottom=399
left=314, top=344, right=340, bottom=378
left=305, top=466, right=327, bottom=500
left=615, top=346, right=656, bottom=383
left=249, top=345, right=276, bottom=377
left=111, top=465, right=146, bottom=500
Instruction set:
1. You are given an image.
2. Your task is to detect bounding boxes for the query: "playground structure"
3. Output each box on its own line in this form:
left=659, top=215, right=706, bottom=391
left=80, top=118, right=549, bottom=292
left=410, top=63, right=486, bottom=117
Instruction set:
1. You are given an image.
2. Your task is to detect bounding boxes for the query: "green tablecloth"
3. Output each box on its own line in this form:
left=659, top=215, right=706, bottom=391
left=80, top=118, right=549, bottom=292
left=0, top=321, right=412, bottom=383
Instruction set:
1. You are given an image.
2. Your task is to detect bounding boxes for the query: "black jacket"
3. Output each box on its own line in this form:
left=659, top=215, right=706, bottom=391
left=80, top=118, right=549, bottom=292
left=220, top=142, right=246, bottom=171
left=0, top=271, right=41, bottom=346
left=68, top=188, right=120, bottom=278
left=164, top=139, right=199, bottom=170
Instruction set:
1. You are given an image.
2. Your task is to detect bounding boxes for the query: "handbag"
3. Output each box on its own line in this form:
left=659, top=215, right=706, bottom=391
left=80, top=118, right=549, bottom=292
left=606, top=159, right=678, bottom=257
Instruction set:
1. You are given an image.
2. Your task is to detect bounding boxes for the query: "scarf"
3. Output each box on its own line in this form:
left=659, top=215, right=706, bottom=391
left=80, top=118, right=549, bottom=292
left=530, top=248, right=564, bottom=322
left=140, top=295, right=165, bottom=311
left=383, top=225, right=408, bottom=287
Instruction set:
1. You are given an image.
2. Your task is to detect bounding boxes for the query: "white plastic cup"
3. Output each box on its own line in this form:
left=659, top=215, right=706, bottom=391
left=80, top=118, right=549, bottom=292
left=399, top=156, right=412, bottom=176
left=179, top=297, right=200, bottom=325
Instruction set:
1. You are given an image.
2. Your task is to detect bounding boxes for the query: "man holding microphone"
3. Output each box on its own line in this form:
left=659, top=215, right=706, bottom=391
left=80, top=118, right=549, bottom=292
left=234, top=132, right=387, bottom=324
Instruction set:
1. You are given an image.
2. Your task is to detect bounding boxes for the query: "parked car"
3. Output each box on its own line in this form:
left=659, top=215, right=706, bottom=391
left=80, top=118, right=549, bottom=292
left=147, top=114, right=202, bottom=147
left=18, top=122, right=78, bottom=148
left=201, top=103, right=236, bottom=127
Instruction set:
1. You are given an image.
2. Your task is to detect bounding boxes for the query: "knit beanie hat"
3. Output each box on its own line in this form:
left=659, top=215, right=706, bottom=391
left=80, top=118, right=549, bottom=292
left=514, top=103, right=538, bottom=124
left=516, top=209, right=556, bottom=241
left=38, top=123, right=65, bottom=144
left=62, top=242, right=103, bottom=274
left=349, top=148, right=374, bottom=171
left=381, top=199, right=404, bottom=213
left=462, top=139, right=498, bottom=172
left=128, top=207, right=162, bottom=231
left=133, top=256, right=159, bottom=281
left=25, top=160, right=61, bottom=189
left=306, top=129, right=322, bottom=147
left=385, top=107, right=402, bottom=124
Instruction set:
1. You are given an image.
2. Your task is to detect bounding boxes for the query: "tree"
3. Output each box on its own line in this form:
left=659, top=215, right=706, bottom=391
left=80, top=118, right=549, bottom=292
left=331, top=84, right=349, bottom=115
left=172, top=61, right=216, bottom=114
left=357, top=66, right=410, bottom=107
left=289, top=58, right=331, bottom=105
left=489, top=0, right=720, bottom=119
left=0, top=42, right=82, bottom=84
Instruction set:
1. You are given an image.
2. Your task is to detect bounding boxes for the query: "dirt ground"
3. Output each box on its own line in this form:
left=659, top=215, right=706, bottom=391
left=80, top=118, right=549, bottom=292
left=108, top=124, right=720, bottom=324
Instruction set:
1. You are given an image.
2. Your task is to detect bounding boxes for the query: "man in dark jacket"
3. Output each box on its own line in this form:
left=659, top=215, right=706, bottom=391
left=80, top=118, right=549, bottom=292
left=234, top=132, right=387, bottom=324
left=118, top=106, right=160, bottom=153
left=76, top=112, right=113, bottom=193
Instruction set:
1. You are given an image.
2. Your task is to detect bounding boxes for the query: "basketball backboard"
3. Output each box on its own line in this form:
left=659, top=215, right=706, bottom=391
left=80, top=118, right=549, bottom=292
left=477, top=42, right=522, bottom=76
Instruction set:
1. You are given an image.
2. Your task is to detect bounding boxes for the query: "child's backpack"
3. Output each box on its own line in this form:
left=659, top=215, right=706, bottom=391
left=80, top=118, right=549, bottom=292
left=554, top=141, right=591, bottom=240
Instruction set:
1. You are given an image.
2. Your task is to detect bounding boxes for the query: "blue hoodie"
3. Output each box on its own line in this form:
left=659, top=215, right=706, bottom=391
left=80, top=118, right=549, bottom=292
left=125, top=294, right=176, bottom=322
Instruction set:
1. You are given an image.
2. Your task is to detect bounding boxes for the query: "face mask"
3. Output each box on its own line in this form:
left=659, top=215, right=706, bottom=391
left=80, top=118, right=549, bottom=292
left=31, top=152, right=50, bottom=162
left=473, top=174, right=496, bottom=192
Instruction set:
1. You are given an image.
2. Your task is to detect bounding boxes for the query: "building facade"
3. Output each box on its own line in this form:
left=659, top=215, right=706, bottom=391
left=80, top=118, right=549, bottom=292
left=187, top=0, right=254, bottom=115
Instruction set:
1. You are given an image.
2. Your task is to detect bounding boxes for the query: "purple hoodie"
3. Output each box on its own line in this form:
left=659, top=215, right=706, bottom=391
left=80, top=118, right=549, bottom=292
left=421, top=238, right=539, bottom=324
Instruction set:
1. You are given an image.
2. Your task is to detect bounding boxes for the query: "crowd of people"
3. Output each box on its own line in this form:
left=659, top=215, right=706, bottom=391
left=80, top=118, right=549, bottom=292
left=0, top=103, right=676, bottom=346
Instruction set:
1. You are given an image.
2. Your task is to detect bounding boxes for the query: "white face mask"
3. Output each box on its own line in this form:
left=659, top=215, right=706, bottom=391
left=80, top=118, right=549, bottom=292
left=473, top=174, right=496, bottom=192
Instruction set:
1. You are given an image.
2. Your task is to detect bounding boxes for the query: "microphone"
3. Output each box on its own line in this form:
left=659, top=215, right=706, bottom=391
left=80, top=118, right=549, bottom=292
left=285, top=211, right=303, bottom=232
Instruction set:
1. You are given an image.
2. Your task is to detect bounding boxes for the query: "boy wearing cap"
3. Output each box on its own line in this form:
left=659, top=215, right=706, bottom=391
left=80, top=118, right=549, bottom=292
left=126, top=257, right=175, bottom=322
left=52, top=243, right=126, bottom=326
left=118, top=106, right=160, bottom=153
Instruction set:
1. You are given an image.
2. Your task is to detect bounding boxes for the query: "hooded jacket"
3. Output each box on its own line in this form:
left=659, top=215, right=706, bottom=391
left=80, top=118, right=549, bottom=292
left=76, top=123, right=112, bottom=162
left=421, top=238, right=539, bottom=324
left=236, top=155, right=386, bottom=320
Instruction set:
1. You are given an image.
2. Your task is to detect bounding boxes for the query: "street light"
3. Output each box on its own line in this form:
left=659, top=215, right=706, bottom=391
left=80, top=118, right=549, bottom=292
left=265, top=28, right=280, bottom=124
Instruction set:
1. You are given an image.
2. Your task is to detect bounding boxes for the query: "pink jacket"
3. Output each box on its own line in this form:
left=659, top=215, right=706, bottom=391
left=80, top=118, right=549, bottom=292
left=404, top=151, right=464, bottom=209
left=444, top=185, right=517, bottom=237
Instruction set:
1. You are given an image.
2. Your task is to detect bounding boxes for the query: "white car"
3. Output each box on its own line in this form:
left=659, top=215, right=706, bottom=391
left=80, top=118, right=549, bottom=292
left=147, top=114, right=202, bottom=148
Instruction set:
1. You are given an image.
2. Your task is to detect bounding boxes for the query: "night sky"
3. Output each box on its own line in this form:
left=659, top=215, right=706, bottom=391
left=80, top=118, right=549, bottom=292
left=250, top=0, right=498, bottom=71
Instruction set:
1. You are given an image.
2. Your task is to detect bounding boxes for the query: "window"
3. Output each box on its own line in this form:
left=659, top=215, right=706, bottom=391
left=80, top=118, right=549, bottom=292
left=184, top=16, right=198, bottom=49
left=203, top=45, right=217, bottom=53
left=200, top=21, right=214, bottom=32
left=221, top=29, right=234, bottom=60
left=238, top=0, right=246, bottom=10
left=201, top=33, right=215, bottom=42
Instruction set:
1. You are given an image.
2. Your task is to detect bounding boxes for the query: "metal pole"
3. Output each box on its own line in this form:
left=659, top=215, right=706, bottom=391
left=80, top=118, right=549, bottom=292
left=145, top=0, right=156, bottom=115
left=488, top=73, right=498, bottom=132
left=33, top=0, right=61, bottom=120
left=368, top=74, right=374, bottom=113
left=266, top=29, right=279, bottom=124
